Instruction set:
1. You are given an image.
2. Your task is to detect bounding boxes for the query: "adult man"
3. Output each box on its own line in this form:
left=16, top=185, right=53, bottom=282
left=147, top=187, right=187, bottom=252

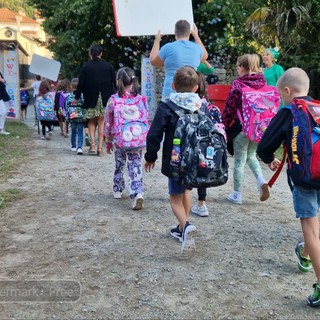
left=150, top=20, right=208, bottom=101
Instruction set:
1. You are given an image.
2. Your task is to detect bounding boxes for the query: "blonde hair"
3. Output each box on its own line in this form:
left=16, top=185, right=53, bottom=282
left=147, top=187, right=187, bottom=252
left=173, top=66, right=199, bottom=92
left=237, top=54, right=260, bottom=73
left=277, top=67, right=309, bottom=94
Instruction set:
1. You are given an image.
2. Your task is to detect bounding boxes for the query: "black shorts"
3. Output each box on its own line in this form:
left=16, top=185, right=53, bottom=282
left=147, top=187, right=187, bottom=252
left=21, top=104, right=28, bottom=111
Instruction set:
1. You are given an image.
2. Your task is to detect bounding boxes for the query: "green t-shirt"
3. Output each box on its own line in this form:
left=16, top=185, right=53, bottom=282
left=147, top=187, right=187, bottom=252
left=197, top=62, right=215, bottom=76
left=263, top=64, right=284, bottom=87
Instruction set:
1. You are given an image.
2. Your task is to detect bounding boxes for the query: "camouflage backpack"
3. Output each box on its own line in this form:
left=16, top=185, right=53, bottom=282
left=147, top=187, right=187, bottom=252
left=167, top=101, right=228, bottom=188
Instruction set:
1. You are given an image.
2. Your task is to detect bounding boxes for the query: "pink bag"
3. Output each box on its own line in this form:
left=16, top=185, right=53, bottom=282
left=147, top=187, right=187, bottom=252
left=237, top=85, right=280, bottom=142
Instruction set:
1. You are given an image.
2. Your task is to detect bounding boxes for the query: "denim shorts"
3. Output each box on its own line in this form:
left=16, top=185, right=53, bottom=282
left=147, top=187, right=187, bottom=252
left=168, top=178, right=185, bottom=195
left=292, top=186, right=320, bottom=219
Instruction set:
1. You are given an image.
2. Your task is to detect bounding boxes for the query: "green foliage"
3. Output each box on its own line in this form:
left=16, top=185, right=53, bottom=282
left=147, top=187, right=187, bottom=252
left=0, top=0, right=34, bottom=17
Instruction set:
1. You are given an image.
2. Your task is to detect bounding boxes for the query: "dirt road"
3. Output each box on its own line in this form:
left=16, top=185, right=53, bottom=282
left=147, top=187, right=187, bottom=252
left=1, top=118, right=320, bottom=319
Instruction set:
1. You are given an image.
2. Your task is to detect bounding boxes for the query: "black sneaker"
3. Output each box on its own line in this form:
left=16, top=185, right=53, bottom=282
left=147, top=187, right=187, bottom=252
left=170, top=225, right=182, bottom=243
left=181, top=222, right=196, bottom=253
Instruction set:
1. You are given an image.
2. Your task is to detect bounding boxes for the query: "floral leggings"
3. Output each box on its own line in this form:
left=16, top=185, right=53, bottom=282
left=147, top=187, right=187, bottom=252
left=233, top=132, right=263, bottom=191
left=113, top=148, right=144, bottom=199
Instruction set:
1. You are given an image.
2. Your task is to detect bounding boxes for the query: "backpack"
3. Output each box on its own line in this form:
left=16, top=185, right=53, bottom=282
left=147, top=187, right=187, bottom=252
left=58, top=92, right=69, bottom=118
left=284, top=99, right=320, bottom=189
left=36, top=94, right=55, bottom=121
left=20, top=90, right=29, bottom=106
left=238, top=84, right=280, bottom=142
left=65, top=93, right=85, bottom=122
left=111, top=93, right=149, bottom=150
left=167, top=101, right=228, bottom=188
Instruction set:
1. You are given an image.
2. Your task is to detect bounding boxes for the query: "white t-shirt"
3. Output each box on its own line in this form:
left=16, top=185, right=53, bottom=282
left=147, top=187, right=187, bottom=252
left=31, top=80, right=41, bottom=97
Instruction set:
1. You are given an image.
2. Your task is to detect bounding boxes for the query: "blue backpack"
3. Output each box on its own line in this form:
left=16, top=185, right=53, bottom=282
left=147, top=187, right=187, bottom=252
left=20, top=90, right=29, bottom=106
left=36, top=94, right=55, bottom=121
left=284, top=99, right=320, bottom=189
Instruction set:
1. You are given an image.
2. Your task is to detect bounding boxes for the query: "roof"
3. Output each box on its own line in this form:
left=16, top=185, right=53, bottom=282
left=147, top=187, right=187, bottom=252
left=0, top=8, right=38, bottom=24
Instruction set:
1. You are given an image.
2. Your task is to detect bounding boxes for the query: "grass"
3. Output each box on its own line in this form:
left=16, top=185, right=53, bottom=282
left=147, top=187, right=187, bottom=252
left=0, top=120, right=31, bottom=209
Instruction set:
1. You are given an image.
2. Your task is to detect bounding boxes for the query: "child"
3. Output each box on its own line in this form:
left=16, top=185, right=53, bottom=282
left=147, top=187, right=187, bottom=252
left=54, top=79, right=70, bottom=138
left=104, top=67, right=148, bottom=210
left=222, top=54, right=269, bottom=205
left=36, top=80, right=55, bottom=140
left=191, top=73, right=226, bottom=217
left=257, top=67, right=320, bottom=307
left=20, top=87, right=30, bottom=121
left=144, top=66, right=201, bottom=252
left=67, top=78, right=86, bottom=155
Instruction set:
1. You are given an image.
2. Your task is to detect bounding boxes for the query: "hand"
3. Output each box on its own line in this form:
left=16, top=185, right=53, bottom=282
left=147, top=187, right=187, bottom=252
left=191, top=23, right=199, bottom=39
left=155, top=30, right=162, bottom=42
left=144, top=161, right=155, bottom=172
left=268, top=158, right=281, bottom=171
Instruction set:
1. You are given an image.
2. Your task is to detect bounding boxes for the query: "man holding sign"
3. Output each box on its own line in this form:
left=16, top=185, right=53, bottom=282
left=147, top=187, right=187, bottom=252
left=150, top=20, right=208, bottom=101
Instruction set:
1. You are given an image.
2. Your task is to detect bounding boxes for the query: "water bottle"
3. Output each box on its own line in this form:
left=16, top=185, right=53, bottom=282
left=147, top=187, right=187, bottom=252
left=170, top=138, right=181, bottom=178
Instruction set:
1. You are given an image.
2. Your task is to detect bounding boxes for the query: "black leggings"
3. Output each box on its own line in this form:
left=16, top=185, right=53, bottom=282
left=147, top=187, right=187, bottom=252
left=40, top=120, right=54, bottom=136
left=197, top=187, right=207, bottom=201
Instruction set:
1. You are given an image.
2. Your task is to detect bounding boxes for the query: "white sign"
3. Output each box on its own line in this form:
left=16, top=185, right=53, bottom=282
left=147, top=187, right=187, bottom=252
left=113, top=0, right=194, bottom=36
left=29, top=54, right=61, bottom=81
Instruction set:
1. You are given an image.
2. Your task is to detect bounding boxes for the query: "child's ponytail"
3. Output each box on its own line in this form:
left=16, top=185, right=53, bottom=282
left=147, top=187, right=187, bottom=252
left=116, top=67, right=140, bottom=97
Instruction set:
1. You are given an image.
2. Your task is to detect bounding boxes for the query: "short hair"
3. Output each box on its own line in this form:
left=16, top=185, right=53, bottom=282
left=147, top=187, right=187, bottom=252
left=237, top=54, right=260, bottom=73
left=173, top=66, right=199, bottom=92
left=196, top=72, right=208, bottom=99
left=56, top=79, right=70, bottom=92
left=71, top=78, right=79, bottom=90
left=277, top=67, right=309, bottom=93
left=175, top=20, right=190, bottom=38
left=36, top=75, right=41, bottom=81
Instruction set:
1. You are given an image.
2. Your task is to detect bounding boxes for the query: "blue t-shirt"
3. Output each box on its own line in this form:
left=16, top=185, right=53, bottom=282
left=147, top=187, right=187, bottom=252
left=158, top=40, right=203, bottom=99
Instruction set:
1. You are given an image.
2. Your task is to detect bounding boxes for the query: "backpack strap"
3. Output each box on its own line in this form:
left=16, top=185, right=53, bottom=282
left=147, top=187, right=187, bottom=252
left=268, top=145, right=287, bottom=188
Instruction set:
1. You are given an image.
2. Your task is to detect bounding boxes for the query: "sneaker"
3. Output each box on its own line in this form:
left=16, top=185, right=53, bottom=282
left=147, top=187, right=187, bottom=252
left=308, top=283, right=320, bottom=307
left=77, top=148, right=83, bottom=155
left=258, top=181, right=270, bottom=201
left=191, top=203, right=209, bottom=217
left=132, top=193, right=144, bottom=210
left=181, top=222, right=196, bottom=253
left=85, top=134, right=90, bottom=146
left=170, top=225, right=183, bottom=243
left=0, top=129, right=10, bottom=135
left=47, top=131, right=52, bottom=140
left=295, top=240, right=312, bottom=272
left=226, top=191, right=242, bottom=204
left=41, top=136, right=45, bottom=140
left=71, top=147, right=77, bottom=152
left=113, top=191, right=122, bottom=199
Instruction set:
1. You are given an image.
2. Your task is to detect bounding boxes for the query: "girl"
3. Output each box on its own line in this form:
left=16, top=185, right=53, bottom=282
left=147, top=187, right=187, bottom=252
left=104, top=67, right=148, bottom=210
left=222, top=54, right=269, bottom=205
left=36, top=80, right=55, bottom=140
left=191, top=73, right=226, bottom=217
left=54, top=79, right=70, bottom=137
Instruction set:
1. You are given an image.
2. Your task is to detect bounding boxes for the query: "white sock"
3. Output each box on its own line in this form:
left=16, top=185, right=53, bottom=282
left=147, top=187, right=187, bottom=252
left=257, top=175, right=267, bottom=186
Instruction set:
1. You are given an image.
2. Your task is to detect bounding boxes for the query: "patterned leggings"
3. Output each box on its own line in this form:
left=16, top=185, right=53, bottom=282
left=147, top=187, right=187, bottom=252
left=113, top=148, right=144, bottom=199
left=233, top=132, right=263, bottom=191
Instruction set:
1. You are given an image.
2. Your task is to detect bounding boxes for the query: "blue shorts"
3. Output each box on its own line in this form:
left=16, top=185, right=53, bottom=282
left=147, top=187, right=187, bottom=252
left=292, top=186, right=320, bottom=219
left=168, top=178, right=186, bottom=195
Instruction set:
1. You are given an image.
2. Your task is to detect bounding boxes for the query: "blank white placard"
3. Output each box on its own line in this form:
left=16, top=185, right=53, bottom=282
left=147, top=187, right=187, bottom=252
left=29, top=54, right=61, bottom=81
left=113, top=0, right=194, bottom=36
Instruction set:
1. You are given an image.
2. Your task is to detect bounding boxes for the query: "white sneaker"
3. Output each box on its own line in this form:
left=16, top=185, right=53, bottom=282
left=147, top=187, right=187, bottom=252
left=191, top=204, right=209, bottom=217
left=46, top=131, right=52, bottom=140
left=132, top=193, right=144, bottom=210
left=113, top=191, right=122, bottom=199
left=0, top=129, right=10, bottom=135
left=258, top=181, right=270, bottom=201
left=71, top=147, right=77, bottom=152
left=77, top=148, right=83, bottom=155
left=226, top=191, right=242, bottom=204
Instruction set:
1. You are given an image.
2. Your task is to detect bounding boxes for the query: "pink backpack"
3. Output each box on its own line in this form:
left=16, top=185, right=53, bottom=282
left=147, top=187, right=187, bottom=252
left=112, top=94, right=149, bottom=150
left=237, top=85, right=280, bottom=142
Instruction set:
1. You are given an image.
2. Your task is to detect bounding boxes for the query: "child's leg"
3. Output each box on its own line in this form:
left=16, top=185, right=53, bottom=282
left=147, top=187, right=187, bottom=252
left=41, top=121, right=46, bottom=136
left=113, top=148, right=126, bottom=194
left=247, top=141, right=265, bottom=182
left=232, top=132, right=249, bottom=191
left=88, top=118, right=97, bottom=149
left=197, top=187, right=207, bottom=205
left=77, top=123, right=84, bottom=148
left=300, top=217, right=320, bottom=281
left=183, top=189, right=192, bottom=220
left=126, top=149, right=143, bottom=199
left=170, top=193, right=188, bottom=229
left=70, top=122, right=76, bottom=148
left=97, top=116, right=104, bottom=151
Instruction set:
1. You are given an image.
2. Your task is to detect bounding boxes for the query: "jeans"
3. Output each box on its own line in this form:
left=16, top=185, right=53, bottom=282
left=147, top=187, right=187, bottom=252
left=71, top=121, right=84, bottom=148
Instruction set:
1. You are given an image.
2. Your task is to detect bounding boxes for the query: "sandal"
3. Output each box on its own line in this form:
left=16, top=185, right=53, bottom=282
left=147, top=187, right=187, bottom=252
left=97, top=148, right=103, bottom=157
left=89, top=144, right=96, bottom=155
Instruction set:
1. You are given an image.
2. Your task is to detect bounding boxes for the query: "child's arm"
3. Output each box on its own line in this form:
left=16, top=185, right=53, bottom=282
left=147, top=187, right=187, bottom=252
left=144, top=161, right=155, bottom=172
left=104, top=98, right=114, bottom=153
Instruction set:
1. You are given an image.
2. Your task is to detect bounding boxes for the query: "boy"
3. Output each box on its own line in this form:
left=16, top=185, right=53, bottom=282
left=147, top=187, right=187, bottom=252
left=144, top=66, right=202, bottom=252
left=257, top=67, right=320, bottom=307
